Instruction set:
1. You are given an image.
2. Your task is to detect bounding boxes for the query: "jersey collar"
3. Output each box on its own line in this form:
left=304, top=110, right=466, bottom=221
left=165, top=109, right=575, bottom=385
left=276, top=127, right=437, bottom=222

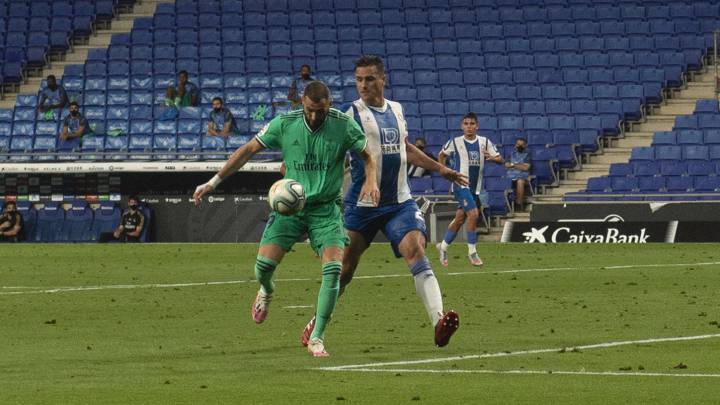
left=463, top=134, right=479, bottom=143
left=361, top=98, right=388, bottom=113
left=303, top=114, right=328, bottom=134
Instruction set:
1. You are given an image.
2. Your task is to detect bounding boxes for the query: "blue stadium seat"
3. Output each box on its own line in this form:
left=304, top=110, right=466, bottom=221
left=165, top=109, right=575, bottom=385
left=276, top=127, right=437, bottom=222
left=695, top=177, right=720, bottom=192
left=661, top=161, right=687, bottom=177
left=88, top=202, right=119, bottom=241
left=666, top=176, right=694, bottom=193
left=637, top=176, right=665, bottom=193
left=62, top=201, right=93, bottom=242
left=611, top=176, right=638, bottom=193
left=677, top=130, right=704, bottom=145
left=16, top=202, right=38, bottom=242
left=586, top=177, right=611, bottom=193
left=684, top=145, right=709, bottom=161
left=655, top=145, right=682, bottom=162
left=37, top=203, right=64, bottom=242
left=609, top=163, right=633, bottom=177
left=634, top=162, right=660, bottom=177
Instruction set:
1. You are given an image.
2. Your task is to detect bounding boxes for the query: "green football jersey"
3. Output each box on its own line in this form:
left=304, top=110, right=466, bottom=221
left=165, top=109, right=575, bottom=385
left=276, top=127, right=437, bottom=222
left=256, top=108, right=367, bottom=205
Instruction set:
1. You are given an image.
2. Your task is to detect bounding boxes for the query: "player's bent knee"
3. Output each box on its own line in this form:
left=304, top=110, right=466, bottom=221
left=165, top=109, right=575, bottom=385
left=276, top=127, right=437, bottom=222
left=258, top=244, right=285, bottom=263
left=399, top=231, right=426, bottom=264
left=322, top=246, right=344, bottom=264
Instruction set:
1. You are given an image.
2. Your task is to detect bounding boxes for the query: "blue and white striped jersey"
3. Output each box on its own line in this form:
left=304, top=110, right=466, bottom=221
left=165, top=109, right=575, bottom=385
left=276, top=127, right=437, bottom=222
left=441, top=135, right=500, bottom=194
left=345, top=98, right=412, bottom=207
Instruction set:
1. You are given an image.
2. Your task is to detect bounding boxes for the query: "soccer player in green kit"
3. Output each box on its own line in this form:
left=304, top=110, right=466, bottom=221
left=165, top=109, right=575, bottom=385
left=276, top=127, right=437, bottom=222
left=193, top=81, right=379, bottom=357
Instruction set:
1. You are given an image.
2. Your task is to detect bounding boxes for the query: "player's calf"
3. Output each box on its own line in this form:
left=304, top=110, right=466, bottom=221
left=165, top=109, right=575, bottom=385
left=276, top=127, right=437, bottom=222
left=251, top=255, right=278, bottom=323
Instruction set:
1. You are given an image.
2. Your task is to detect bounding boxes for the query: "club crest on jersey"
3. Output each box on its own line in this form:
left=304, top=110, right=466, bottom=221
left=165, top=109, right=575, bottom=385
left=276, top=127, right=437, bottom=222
left=380, top=128, right=401, bottom=154
left=469, top=150, right=481, bottom=165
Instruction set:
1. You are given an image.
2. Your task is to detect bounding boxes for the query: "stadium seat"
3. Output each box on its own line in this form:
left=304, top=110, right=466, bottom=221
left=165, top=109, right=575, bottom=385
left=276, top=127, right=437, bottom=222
left=16, top=202, right=38, bottom=242
left=62, top=201, right=94, bottom=242
left=37, top=203, right=65, bottom=242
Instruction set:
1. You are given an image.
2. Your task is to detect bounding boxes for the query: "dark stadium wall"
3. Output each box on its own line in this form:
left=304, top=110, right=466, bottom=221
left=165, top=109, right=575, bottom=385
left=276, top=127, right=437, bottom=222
left=141, top=194, right=271, bottom=242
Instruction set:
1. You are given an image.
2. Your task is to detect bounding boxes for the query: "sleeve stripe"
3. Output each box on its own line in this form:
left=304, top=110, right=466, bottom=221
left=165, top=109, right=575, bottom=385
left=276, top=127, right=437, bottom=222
left=358, top=137, right=368, bottom=152
left=254, top=136, right=268, bottom=148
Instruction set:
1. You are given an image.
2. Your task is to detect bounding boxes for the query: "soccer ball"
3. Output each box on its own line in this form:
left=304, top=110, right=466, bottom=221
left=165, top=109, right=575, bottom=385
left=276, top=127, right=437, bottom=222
left=268, top=179, right=306, bottom=215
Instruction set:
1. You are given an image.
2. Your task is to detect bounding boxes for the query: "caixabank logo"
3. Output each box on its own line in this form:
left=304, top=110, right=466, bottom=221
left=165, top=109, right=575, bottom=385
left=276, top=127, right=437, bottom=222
left=502, top=219, right=678, bottom=244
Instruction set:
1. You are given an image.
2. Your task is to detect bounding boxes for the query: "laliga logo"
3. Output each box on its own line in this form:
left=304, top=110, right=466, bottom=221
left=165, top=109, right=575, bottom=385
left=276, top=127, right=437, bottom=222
left=523, top=226, right=549, bottom=243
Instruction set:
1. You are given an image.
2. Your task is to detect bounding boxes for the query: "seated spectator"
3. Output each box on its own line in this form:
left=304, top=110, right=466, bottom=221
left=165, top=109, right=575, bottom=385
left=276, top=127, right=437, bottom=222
left=99, top=197, right=145, bottom=243
left=37, top=75, right=68, bottom=117
left=165, top=70, right=199, bottom=108
left=288, top=64, right=313, bottom=108
left=60, top=102, right=91, bottom=141
left=0, top=201, right=24, bottom=242
left=208, top=97, right=239, bottom=137
left=408, top=137, right=436, bottom=177
left=505, top=138, right=532, bottom=211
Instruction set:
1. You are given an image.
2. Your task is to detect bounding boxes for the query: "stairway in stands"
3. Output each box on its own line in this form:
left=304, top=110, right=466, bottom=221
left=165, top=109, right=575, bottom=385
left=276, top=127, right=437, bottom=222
left=0, top=0, right=173, bottom=110
left=485, top=63, right=717, bottom=240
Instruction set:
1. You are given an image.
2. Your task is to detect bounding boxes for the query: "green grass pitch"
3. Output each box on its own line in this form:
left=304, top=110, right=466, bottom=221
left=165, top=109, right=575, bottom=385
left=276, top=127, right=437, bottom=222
left=2, top=243, right=720, bottom=404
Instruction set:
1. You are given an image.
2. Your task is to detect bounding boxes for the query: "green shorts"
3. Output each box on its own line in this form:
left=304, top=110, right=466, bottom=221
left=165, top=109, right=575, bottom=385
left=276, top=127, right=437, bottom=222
left=260, top=202, right=348, bottom=255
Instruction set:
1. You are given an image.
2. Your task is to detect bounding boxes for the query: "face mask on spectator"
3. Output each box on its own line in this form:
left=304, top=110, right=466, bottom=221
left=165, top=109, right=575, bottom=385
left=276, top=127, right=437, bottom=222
left=129, top=204, right=138, bottom=211
left=70, top=110, right=79, bottom=117
left=214, top=106, right=222, bottom=112
left=516, top=145, right=525, bottom=152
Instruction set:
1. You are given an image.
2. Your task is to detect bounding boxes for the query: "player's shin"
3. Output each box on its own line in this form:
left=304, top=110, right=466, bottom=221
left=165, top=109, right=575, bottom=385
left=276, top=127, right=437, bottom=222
left=255, top=255, right=278, bottom=295
left=410, top=257, right=443, bottom=327
left=310, top=261, right=342, bottom=340
left=440, top=230, right=457, bottom=251
left=466, top=230, right=477, bottom=255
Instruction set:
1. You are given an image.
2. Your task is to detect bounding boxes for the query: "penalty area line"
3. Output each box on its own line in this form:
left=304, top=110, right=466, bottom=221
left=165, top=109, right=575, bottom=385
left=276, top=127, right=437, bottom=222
left=317, top=333, right=720, bottom=371
left=329, top=368, right=720, bottom=379
left=2, top=260, right=719, bottom=296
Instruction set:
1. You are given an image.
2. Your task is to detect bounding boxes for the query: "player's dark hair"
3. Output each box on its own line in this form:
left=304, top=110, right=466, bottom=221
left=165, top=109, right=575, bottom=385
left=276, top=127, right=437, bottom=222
left=178, top=70, right=188, bottom=77
left=303, top=81, right=331, bottom=103
left=354, top=55, right=385, bottom=75
left=300, top=64, right=311, bottom=70
left=128, top=195, right=139, bottom=203
left=47, top=74, right=56, bottom=81
left=463, top=112, right=478, bottom=123
left=516, top=137, right=527, bottom=143
left=69, top=101, right=79, bottom=108
left=212, top=97, right=223, bottom=104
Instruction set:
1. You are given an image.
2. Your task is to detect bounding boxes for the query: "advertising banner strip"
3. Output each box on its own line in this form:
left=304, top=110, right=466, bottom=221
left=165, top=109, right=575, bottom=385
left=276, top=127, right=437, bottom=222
left=501, top=221, right=680, bottom=243
left=0, top=161, right=282, bottom=174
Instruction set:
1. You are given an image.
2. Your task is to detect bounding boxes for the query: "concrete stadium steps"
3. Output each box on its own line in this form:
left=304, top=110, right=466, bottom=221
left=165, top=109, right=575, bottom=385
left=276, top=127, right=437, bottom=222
left=552, top=64, right=718, bottom=196
left=484, top=65, right=718, bottom=242
left=0, top=0, right=175, bottom=109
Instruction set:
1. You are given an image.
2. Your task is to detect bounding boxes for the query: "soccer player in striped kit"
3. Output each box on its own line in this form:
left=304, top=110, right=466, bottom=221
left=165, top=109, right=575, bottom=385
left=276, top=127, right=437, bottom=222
left=437, top=112, right=504, bottom=267
left=301, top=55, right=467, bottom=348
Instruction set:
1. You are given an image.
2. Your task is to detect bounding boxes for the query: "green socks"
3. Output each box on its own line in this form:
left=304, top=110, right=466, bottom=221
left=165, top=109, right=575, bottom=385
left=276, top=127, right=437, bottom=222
left=310, top=261, right=342, bottom=340
left=254, top=255, right=277, bottom=295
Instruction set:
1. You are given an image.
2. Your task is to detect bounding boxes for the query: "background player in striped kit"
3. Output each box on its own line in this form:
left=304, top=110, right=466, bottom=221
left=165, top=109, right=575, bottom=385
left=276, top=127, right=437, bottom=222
left=437, top=112, right=504, bottom=267
left=301, top=55, right=467, bottom=348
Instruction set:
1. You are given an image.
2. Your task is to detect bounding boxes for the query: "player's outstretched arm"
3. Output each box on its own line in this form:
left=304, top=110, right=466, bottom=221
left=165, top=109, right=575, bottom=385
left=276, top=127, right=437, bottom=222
left=193, top=139, right=265, bottom=205
left=358, top=148, right=380, bottom=206
left=407, top=141, right=468, bottom=187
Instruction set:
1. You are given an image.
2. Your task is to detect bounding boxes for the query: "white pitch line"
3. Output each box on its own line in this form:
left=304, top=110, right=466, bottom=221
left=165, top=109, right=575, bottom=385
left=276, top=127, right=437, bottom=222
left=604, top=261, right=720, bottom=269
left=330, top=368, right=720, bottom=379
left=317, top=333, right=720, bottom=371
left=283, top=305, right=313, bottom=309
left=2, top=260, right=719, bottom=296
